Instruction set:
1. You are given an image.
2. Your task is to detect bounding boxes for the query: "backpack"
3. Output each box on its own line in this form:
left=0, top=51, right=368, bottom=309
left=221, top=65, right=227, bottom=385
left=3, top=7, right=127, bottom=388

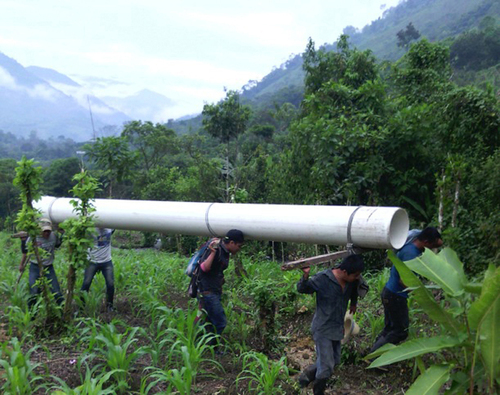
left=186, top=239, right=214, bottom=298
left=185, top=241, right=211, bottom=277
left=399, top=229, right=421, bottom=251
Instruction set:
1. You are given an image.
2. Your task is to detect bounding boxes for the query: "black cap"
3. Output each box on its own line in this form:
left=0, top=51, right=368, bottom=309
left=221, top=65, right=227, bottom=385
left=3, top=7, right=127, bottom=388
left=224, top=229, right=244, bottom=243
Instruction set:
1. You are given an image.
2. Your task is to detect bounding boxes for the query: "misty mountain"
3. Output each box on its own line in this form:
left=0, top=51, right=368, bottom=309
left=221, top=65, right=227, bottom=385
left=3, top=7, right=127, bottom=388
left=239, top=0, right=500, bottom=111
left=101, top=89, right=176, bottom=123
left=0, top=54, right=130, bottom=141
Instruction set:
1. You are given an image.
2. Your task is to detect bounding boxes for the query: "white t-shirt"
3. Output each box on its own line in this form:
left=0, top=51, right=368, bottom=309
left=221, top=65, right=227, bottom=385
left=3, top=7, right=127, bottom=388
left=88, top=228, right=114, bottom=264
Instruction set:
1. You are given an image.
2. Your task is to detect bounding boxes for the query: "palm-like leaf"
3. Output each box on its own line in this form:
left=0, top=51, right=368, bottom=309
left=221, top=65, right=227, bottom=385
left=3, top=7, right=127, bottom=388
left=405, top=248, right=463, bottom=296
left=368, top=336, right=463, bottom=368
left=389, top=251, right=464, bottom=336
left=405, top=364, right=451, bottom=395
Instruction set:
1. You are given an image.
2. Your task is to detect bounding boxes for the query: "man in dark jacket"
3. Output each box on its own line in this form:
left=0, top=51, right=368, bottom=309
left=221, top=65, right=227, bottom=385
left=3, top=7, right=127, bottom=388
left=297, top=254, right=365, bottom=395
left=197, top=229, right=244, bottom=344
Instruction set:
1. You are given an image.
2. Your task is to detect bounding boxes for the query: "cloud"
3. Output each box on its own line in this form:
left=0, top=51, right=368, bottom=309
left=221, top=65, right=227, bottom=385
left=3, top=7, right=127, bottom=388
left=0, top=66, right=59, bottom=102
left=0, top=66, right=17, bottom=89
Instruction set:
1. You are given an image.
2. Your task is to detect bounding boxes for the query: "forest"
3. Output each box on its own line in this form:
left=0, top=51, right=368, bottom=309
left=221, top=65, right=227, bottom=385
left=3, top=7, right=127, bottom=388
left=0, top=14, right=499, bottom=395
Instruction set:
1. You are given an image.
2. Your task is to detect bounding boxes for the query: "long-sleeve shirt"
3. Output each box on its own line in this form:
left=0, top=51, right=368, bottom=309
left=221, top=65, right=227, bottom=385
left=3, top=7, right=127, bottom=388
left=297, top=269, right=356, bottom=341
left=385, top=243, right=423, bottom=298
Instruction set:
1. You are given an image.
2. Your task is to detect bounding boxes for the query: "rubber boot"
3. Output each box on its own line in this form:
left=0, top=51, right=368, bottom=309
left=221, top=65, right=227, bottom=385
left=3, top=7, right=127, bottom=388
left=298, top=364, right=316, bottom=388
left=313, top=378, right=328, bottom=395
left=369, top=335, right=388, bottom=354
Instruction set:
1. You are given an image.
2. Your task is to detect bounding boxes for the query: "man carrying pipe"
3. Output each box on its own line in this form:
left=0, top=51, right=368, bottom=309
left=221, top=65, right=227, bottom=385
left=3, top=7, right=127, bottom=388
left=196, top=229, right=244, bottom=351
left=19, top=219, right=64, bottom=309
left=368, top=227, right=443, bottom=353
left=80, top=228, right=116, bottom=312
left=297, top=254, right=365, bottom=394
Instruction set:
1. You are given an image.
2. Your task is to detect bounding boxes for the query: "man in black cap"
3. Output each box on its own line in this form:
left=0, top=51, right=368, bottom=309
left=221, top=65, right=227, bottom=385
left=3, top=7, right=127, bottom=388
left=197, top=229, right=244, bottom=347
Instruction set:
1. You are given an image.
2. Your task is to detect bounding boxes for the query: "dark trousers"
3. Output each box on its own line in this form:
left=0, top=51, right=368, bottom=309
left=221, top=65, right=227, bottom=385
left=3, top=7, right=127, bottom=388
left=299, top=336, right=340, bottom=394
left=370, top=287, right=409, bottom=353
left=80, top=260, right=115, bottom=307
left=28, top=263, right=63, bottom=308
left=198, top=291, right=227, bottom=335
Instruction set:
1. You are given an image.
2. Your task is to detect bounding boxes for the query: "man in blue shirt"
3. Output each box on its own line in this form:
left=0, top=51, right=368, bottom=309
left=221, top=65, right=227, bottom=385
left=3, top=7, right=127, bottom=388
left=369, top=227, right=443, bottom=353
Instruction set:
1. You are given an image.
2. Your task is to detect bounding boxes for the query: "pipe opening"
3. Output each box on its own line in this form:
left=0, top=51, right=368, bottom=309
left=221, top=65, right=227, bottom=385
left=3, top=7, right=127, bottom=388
left=388, top=209, right=409, bottom=250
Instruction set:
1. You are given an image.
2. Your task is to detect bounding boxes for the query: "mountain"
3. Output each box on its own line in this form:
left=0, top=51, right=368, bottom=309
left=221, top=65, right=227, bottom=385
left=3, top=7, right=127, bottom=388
left=0, top=54, right=130, bottom=141
left=101, top=89, right=176, bottom=123
left=26, top=65, right=131, bottom=135
left=238, top=0, right=500, bottom=112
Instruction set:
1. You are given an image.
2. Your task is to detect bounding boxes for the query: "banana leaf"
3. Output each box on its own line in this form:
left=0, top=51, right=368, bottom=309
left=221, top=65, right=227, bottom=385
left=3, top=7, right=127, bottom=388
left=364, top=343, right=396, bottom=360
left=389, top=251, right=464, bottom=336
left=404, top=249, right=463, bottom=297
left=438, top=248, right=467, bottom=284
left=368, top=336, right=462, bottom=368
left=469, top=265, right=500, bottom=390
left=464, top=282, right=482, bottom=294
left=405, top=364, right=451, bottom=395
left=468, top=265, right=499, bottom=330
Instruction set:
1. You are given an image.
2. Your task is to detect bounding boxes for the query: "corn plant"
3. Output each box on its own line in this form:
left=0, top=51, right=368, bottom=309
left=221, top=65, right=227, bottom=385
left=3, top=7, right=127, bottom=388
left=144, top=345, right=195, bottom=395
left=363, top=311, right=385, bottom=344
left=163, top=308, right=221, bottom=376
left=0, top=337, right=44, bottom=394
left=75, top=285, right=105, bottom=318
left=5, top=306, right=33, bottom=339
left=50, top=361, right=121, bottom=395
left=367, top=248, right=499, bottom=394
left=236, top=351, right=290, bottom=394
left=91, top=321, right=147, bottom=392
left=224, top=302, right=252, bottom=351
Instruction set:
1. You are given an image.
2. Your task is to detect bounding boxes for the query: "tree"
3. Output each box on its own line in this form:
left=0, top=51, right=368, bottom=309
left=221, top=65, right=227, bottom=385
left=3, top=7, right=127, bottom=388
left=202, top=90, right=251, bottom=201
left=283, top=36, right=388, bottom=205
left=84, top=137, right=135, bottom=198
left=0, top=158, right=19, bottom=221
left=396, top=22, right=421, bottom=49
left=60, top=171, right=100, bottom=322
left=202, top=90, right=251, bottom=144
left=42, top=157, right=81, bottom=197
left=122, top=121, right=179, bottom=172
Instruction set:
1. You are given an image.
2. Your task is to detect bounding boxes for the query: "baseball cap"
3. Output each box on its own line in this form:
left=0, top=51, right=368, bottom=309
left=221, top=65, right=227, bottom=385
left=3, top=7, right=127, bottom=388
left=224, top=229, right=244, bottom=243
left=39, top=218, right=53, bottom=232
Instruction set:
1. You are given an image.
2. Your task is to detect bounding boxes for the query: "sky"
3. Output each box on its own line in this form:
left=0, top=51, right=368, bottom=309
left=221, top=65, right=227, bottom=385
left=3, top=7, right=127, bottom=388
left=0, top=0, right=401, bottom=120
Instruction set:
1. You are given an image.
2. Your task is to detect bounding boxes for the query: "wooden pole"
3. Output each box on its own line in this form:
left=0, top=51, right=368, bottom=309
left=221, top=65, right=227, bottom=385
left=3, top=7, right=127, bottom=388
left=281, top=248, right=370, bottom=271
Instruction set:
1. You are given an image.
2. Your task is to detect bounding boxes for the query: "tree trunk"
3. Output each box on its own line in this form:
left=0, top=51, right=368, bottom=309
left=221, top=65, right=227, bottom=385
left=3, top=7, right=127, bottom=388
left=438, top=171, right=445, bottom=232
left=451, top=173, right=460, bottom=228
left=64, top=265, right=77, bottom=322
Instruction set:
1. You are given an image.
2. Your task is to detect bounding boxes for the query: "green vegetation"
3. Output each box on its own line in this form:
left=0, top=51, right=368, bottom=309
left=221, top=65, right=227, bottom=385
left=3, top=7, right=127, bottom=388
left=0, top=1, right=498, bottom=392
left=368, top=249, right=499, bottom=394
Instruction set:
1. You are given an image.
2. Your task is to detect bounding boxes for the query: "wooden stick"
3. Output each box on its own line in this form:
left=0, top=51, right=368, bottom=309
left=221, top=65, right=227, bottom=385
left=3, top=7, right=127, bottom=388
left=281, top=248, right=370, bottom=271
left=11, top=231, right=28, bottom=239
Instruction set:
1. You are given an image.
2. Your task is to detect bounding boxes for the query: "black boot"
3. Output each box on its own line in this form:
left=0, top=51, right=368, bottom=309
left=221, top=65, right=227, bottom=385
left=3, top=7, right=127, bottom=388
left=298, top=364, right=316, bottom=388
left=313, top=378, right=328, bottom=395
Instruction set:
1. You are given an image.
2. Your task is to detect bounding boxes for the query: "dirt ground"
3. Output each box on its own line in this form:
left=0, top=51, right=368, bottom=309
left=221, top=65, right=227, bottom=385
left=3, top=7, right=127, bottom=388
left=1, top=290, right=412, bottom=394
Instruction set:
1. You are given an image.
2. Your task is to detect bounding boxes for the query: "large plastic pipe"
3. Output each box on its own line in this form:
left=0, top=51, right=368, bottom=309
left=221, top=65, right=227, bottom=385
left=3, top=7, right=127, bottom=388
left=34, top=196, right=409, bottom=249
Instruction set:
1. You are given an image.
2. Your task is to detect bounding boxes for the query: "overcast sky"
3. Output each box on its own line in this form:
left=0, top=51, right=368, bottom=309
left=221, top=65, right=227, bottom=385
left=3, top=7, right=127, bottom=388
left=0, top=0, right=400, bottom=120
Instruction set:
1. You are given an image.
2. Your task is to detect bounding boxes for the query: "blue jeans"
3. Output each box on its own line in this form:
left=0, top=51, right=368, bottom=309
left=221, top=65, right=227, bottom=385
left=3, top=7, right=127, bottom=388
left=370, top=287, right=409, bottom=353
left=28, top=263, right=63, bottom=307
left=199, top=292, right=227, bottom=335
left=80, top=260, right=115, bottom=307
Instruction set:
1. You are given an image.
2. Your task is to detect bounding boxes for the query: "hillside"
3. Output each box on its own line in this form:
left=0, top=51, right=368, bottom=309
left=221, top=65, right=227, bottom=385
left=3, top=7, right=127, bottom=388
left=0, top=54, right=130, bottom=141
left=236, top=0, right=500, bottom=113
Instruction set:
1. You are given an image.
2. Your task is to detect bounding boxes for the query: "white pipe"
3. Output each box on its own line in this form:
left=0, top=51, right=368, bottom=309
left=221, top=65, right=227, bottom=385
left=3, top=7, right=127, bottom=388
left=35, top=196, right=409, bottom=249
